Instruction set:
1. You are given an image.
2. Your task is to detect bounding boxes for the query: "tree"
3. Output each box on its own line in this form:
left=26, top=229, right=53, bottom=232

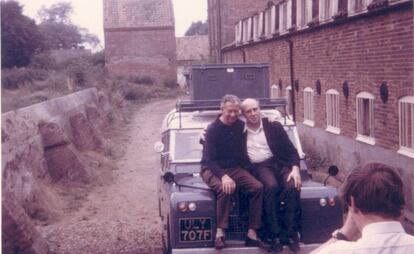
left=37, top=1, right=99, bottom=50
left=1, top=1, right=42, bottom=68
left=184, top=21, right=208, bottom=36
left=37, top=1, right=73, bottom=24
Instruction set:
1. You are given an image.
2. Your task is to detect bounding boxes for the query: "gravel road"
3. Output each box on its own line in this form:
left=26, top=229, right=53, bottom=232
left=40, top=99, right=178, bottom=254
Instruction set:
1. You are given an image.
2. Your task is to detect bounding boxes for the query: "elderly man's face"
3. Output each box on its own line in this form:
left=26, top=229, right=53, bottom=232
left=221, top=101, right=240, bottom=125
left=242, top=100, right=261, bottom=125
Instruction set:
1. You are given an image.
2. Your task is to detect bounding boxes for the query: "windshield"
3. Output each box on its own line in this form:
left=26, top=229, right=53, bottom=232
left=172, top=129, right=203, bottom=162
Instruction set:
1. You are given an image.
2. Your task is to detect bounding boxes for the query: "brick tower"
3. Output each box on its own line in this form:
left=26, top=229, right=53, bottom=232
left=104, top=0, right=177, bottom=85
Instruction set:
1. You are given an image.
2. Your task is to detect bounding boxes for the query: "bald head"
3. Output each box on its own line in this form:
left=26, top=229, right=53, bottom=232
left=241, top=98, right=260, bottom=112
left=241, top=98, right=261, bottom=127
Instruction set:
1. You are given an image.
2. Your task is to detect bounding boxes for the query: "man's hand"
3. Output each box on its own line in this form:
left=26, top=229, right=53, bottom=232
left=221, top=174, right=236, bottom=194
left=199, top=128, right=207, bottom=144
left=287, top=165, right=302, bottom=190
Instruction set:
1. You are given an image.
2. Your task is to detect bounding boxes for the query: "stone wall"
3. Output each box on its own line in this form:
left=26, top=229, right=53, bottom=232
left=2, top=88, right=110, bottom=252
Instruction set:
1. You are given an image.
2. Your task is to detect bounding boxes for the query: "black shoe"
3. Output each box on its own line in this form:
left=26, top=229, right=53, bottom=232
left=287, top=235, right=300, bottom=252
left=270, top=238, right=283, bottom=252
left=215, top=236, right=225, bottom=249
left=245, top=237, right=266, bottom=248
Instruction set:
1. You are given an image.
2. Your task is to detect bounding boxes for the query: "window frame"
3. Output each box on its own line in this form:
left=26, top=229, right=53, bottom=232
left=398, top=96, right=414, bottom=158
left=356, top=91, right=375, bottom=145
left=348, top=0, right=373, bottom=16
left=303, top=87, right=315, bottom=126
left=279, top=0, right=292, bottom=34
left=297, top=0, right=313, bottom=28
left=326, top=89, right=340, bottom=134
left=319, top=0, right=339, bottom=22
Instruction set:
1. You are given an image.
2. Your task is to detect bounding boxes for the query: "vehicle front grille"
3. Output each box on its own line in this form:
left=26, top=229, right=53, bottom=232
left=227, top=192, right=249, bottom=240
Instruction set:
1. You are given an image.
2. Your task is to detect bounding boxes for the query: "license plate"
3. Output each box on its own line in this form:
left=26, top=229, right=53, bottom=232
left=179, top=217, right=212, bottom=242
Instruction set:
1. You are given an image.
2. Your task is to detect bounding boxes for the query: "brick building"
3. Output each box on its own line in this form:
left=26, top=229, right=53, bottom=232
left=176, top=35, right=210, bottom=87
left=209, top=0, right=414, bottom=221
left=208, top=0, right=270, bottom=62
left=103, top=0, right=177, bottom=85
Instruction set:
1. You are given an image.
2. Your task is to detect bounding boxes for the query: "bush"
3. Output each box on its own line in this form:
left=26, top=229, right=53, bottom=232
left=163, top=79, right=177, bottom=89
left=1, top=68, right=33, bottom=89
left=30, top=52, right=56, bottom=70
left=128, top=75, right=154, bottom=85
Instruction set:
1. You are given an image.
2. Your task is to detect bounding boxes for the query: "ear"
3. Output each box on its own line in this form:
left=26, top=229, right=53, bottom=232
left=349, top=196, right=360, bottom=214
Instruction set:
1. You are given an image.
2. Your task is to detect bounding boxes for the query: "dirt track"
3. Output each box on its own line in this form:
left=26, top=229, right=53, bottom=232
left=40, top=99, right=178, bottom=253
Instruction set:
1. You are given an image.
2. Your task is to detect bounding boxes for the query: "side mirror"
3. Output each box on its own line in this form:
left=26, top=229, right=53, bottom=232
left=163, top=171, right=175, bottom=184
left=324, top=165, right=339, bottom=186
left=154, top=141, right=165, bottom=153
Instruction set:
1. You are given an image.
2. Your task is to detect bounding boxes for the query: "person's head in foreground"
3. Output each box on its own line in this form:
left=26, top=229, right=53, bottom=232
left=313, top=162, right=414, bottom=254
left=220, top=94, right=241, bottom=125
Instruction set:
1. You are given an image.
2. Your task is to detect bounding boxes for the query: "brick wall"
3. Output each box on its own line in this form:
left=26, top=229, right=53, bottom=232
left=222, top=2, right=414, bottom=216
left=208, top=0, right=269, bottom=62
left=105, top=28, right=177, bottom=84
left=104, top=0, right=177, bottom=84
left=223, top=4, right=413, bottom=152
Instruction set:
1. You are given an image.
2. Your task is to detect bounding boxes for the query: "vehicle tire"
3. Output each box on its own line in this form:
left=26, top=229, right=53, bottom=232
left=162, top=216, right=172, bottom=254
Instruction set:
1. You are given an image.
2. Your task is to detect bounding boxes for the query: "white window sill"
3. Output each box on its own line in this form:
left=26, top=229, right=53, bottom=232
left=303, top=120, right=315, bottom=127
left=398, top=147, right=414, bottom=159
left=356, top=134, right=376, bottom=145
left=348, top=9, right=369, bottom=17
left=297, top=25, right=309, bottom=30
left=326, top=126, right=341, bottom=134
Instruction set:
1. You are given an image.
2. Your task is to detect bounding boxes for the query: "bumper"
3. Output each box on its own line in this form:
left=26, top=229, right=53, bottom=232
left=172, top=242, right=320, bottom=254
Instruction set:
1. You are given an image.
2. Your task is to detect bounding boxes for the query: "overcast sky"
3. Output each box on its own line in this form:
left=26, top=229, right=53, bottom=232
left=17, top=0, right=208, bottom=49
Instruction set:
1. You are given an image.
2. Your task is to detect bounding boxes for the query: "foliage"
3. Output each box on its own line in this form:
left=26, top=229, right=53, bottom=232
left=37, top=1, right=99, bottom=50
left=38, top=22, right=83, bottom=50
left=184, top=21, right=208, bottom=36
left=29, top=52, right=57, bottom=70
left=163, top=79, right=178, bottom=89
left=1, top=68, right=48, bottom=89
left=1, top=1, right=42, bottom=68
left=37, top=1, right=73, bottom=24
left=128, top=75, right=154, bottom=85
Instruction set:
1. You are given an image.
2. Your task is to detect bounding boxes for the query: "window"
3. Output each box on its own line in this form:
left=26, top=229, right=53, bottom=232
left=235, top=20, right=243, bottom=44
left=271, top=84, right=279, bottom=98
left=297, top=0, right=312, bottom=28
left=265, top=5, right=276, bottom=37
left=348, top=0, right=373, bottom=15
left=326, top=89, right=340, bottom=133
left=242, top=17, right=253, bottom=43
left=253, top=12, right=264, bottom=41
left=398, top=96, right=414, bottom=158
left=304, top=87, right=315, bottom=126
left=279, top=0, right=292, bottom=33
left=356, top=92, right=375, bottom=145
left=319, top=0, right=339, bottom=21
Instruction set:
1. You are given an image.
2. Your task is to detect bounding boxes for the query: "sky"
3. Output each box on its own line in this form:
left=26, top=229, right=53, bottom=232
left=17, top=0, right=208, bottom=49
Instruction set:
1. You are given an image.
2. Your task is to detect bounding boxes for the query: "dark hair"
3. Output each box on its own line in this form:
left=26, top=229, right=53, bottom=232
left=340, top=163, right=405, bottom=219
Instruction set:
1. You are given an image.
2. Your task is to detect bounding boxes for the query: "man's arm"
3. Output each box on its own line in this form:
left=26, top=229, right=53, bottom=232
left=272, top=121, right=301, bottom=189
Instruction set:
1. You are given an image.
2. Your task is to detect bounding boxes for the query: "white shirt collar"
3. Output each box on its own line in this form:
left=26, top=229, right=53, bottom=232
left=361, top=221, right=405, bottom=237
left=244, top=119, right=263, bottom=134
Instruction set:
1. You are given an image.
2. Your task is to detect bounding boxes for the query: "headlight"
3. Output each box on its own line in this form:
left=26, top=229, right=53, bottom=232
left=319, top=198, right=327, bottom=207
left=178, top=202, right=188, bottom=212
left=188, top=202, right=197, bottom=212
left=328, top=197, right=336, bottom=206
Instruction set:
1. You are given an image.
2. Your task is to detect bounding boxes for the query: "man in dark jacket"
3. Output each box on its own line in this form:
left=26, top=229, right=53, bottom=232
left=201, top=94, right=264, bottom=249
left=241, top=98, right=302, bottom=252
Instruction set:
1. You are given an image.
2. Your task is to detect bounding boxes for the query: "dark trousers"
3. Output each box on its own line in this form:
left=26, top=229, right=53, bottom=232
left=201, top=166, right=263, bottom=230
left=250, top=159, right=301, bottom=238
